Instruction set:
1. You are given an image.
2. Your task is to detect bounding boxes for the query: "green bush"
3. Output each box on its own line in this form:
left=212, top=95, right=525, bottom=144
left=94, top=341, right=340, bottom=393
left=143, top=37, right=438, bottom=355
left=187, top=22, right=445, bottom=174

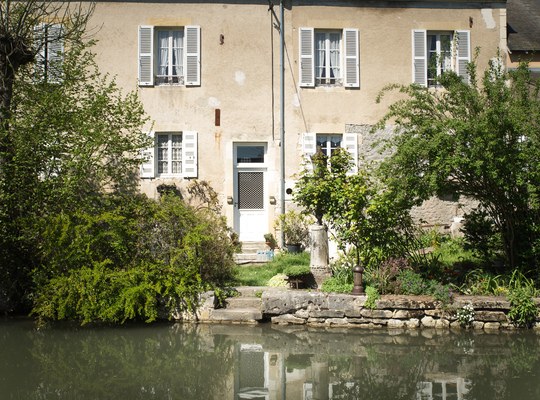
left=508, top=286, right=538, bottom=328
left=321, top=277, right=353, bottom=294
left=364, top=257, right=411, bottom=294
left=283, top=264, right=311, bottom=277
left=365, top=286, right=380, bottom=309
left=32, top=182, right=240, bottom=324
left=32, top=261, right=202, bottom=325
left=396, top=270, right=427, bottom=295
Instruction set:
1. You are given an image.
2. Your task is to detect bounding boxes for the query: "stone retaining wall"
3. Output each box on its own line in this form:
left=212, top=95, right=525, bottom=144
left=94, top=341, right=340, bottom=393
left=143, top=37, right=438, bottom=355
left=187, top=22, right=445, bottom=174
left=260, top=291, right=540, bottom=330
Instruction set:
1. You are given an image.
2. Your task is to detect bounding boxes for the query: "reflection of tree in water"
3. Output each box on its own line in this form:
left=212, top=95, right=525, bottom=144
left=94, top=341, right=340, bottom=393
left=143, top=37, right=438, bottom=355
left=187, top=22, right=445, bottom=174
left=323, top=343, right=431, bottom=400
left=463, top=333, right=540, bottom=400
left=26, top=323, right=235, bottom=399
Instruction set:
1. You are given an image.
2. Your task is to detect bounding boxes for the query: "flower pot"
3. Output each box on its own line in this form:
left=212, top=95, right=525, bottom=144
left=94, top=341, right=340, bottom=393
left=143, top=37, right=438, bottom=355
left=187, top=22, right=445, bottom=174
left=285, top=244, right=302, bottom=253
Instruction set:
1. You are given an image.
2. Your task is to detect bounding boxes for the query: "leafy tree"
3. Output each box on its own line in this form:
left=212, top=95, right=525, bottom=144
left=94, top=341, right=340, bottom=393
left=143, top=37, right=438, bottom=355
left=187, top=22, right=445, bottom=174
left=295, top=149, right=413, bottom=270
left=0, top=36, right=149, bottom=312
left=375, top=59, right=540, bottom=271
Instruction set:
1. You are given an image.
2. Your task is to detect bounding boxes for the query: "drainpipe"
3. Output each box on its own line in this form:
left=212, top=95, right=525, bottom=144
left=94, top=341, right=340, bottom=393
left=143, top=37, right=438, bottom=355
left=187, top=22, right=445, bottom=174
left=279, top=0, right=285, bottom=247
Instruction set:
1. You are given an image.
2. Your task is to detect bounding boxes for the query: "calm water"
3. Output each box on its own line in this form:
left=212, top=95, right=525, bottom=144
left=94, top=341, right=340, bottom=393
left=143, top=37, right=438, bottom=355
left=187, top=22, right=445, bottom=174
left=1, top=318, right=540, bottom=400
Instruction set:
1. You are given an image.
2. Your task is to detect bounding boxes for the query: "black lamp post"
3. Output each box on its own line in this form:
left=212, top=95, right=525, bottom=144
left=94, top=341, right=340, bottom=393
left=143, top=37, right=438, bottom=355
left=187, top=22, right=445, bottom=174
left=352, top=264, right=364, bottom=295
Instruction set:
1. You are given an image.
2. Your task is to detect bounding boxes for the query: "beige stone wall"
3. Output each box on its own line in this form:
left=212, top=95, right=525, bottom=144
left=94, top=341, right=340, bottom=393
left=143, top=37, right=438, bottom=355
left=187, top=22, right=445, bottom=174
left=88, top=1, right=507, bottom=234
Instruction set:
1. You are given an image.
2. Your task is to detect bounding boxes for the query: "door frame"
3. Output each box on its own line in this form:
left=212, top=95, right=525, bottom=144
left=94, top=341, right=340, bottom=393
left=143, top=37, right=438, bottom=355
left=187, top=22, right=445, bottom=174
left=233, top=142, right=268, bottom=241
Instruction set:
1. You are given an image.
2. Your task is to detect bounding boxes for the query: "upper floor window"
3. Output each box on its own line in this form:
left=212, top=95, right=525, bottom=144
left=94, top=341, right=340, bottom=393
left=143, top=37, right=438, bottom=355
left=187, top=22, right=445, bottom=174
left=413, top=30, right=470, bottom=87
left=140, top=131, right=198, bottom=179
left=427, top=32, right=452, bottom=87
left=315, top=31, right=341, bottom=86
left=138, top=25, right=200, bottom=87
left=157, top=29, right=184, bottom=85
left=299, top=27, right=359, bottom=88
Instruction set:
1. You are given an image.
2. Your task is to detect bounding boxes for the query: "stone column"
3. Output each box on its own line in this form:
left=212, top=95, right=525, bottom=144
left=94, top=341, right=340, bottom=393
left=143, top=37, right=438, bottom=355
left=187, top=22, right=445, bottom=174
left=310, top=224, right=330, bottom=287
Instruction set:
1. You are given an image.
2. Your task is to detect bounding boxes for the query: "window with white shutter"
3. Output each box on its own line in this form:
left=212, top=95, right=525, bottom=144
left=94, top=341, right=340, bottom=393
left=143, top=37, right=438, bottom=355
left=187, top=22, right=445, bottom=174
left=299, top=27, right=359, bottom=88
left=302, top=133, right=358, bottom=173
left=34, top=23, right=64, bottom=83
left=138, top=25, right=200, bottom=87
left=412, top=29, right=471, bottom=87
left=140, top=131, right=198, bottom=179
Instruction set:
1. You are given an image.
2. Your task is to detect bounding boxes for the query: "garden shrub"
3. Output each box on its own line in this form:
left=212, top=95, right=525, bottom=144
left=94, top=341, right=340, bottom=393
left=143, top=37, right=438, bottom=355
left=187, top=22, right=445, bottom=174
left=508, top=285, right=538, bottom=328
left=321, top=277, right=353, bottom=294
left=32, top=261, right=202, bottom=325
left=364, top=257, right=411, bottom=294
left=32, top=182, right=240, bottom=324
left=267, top=274, right=288, bottom=287
left=365, top=286, right=380, bottom=309
left=395, top=270, right=427, bottom=295
left=283, top=264, right=311, bottom=277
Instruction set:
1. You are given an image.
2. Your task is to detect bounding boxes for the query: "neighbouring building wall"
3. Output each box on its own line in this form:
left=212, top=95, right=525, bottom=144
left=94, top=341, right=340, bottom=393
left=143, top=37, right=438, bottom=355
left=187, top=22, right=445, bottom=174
left=89, top=0, right=506, bottom=241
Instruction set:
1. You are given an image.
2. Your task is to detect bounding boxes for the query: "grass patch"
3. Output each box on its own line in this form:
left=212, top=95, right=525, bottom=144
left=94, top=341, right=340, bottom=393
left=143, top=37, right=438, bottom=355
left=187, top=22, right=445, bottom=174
left=233, top=252, right=310, bottom=286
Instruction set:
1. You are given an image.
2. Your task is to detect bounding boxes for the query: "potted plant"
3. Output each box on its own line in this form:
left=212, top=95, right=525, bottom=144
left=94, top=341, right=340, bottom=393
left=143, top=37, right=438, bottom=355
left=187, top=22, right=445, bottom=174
left=283, top=264, right=314, bottom=288
left=275, top=210, right=311, bottom=253
left=264, top=233, right=278, bottom=250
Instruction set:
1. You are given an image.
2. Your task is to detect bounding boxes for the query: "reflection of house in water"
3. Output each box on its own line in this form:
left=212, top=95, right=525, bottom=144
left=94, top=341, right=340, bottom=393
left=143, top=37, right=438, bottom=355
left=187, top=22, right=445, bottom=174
left=417, top=376, right=471, bottom=400
left=235, top=343, right=472, bottom=400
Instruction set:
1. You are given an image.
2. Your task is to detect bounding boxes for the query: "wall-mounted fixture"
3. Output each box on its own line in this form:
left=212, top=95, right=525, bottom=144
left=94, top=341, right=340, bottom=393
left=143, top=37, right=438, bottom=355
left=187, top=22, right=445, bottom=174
left=227, top=196, right=233, bottom=205
left=269, top=196, right=276, bottom=205
left=220, top=34, right=224, bottom=45
left=215, top=109, right=221, bottom=126
left=469, top=17, right=473, bottom=28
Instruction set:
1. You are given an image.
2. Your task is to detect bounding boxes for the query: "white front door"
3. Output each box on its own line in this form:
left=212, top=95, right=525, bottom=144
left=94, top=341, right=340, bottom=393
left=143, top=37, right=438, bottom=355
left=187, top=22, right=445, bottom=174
left=234, top=144, right=267, bottom=242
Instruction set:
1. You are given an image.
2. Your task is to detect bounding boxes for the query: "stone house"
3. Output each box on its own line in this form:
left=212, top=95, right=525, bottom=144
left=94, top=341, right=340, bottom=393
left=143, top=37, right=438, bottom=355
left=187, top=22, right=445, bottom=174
left=85, top=0, right=507, bottom=245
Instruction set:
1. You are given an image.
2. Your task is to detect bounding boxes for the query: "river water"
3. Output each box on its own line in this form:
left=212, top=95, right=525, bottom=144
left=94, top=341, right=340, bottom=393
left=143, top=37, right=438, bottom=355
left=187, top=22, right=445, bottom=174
left=1, top=318, right=540, bottom=399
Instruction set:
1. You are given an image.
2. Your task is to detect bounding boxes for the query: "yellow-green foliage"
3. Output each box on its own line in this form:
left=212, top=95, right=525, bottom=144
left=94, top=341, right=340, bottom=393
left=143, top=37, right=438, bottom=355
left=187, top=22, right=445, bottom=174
left=32, top=261, right=202, bottom=325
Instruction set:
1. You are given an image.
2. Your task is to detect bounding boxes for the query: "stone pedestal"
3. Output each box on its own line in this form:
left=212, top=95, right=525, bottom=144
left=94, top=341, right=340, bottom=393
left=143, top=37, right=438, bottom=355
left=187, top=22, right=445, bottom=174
left=310, top=224, right=330, bottom=287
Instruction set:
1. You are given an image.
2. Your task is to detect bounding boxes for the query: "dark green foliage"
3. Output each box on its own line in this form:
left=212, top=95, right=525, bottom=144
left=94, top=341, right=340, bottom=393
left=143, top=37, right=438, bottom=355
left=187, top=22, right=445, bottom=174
left=396, top=270, right=427, bottom=295
left=365, top=257, right=411, bottom=294
left=376, top=59, right=540, bottom=270
left=0, top=40, right=149, bottom=313
left=31, top=183, right=239, bottom=324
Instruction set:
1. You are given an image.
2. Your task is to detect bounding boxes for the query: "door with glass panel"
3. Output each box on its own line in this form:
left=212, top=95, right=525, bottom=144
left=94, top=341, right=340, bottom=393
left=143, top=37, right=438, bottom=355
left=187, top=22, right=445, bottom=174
left=234, top=144, right=267, bottom=242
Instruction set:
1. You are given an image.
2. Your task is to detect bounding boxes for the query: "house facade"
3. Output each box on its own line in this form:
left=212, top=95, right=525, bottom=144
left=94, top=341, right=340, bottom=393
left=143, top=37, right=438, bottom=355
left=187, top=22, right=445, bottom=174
left=88, top=0, right=507, bottom=243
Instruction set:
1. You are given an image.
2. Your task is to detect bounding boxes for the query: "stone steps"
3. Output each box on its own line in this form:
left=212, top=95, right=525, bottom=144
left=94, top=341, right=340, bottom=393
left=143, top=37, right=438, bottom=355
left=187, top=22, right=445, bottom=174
left=209, top=308, right=263, bottom=323
left=234, top=241, right=274, bottom=264
left=206, top=286, right=268, bottom=323
left=226, top=296, right=262, bottom=309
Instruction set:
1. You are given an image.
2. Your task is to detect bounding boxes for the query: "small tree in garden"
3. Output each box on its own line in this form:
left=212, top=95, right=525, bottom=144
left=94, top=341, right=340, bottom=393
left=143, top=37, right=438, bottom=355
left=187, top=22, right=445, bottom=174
left=295, top=149, right=413, bottom=271
left=375, top=58, right=540, bottom=271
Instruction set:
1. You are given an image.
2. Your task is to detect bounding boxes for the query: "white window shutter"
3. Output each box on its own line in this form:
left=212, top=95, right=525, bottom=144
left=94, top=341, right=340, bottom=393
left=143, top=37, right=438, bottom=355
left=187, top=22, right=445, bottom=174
left=343, top=29, right=359, bottom=88
left=412, top=30, right=427, bottom=86
left=299, top=28, right=315, bottom=87
left=140, top=131, right=155, bottom=178
left=34, top=23, right=46, bottom=77
left=456, top=30, right=471, bottom=83
left=47, top=24, right=64, bottom=83
left=138, top=26, right=154, bottom=86
left=185, top=26, right=201, bottom=86
left=182, top=131, right=198, bottom=178
left=342, top=133, right=358, bottom=174
left=302, top=132, right=316, bottom=170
